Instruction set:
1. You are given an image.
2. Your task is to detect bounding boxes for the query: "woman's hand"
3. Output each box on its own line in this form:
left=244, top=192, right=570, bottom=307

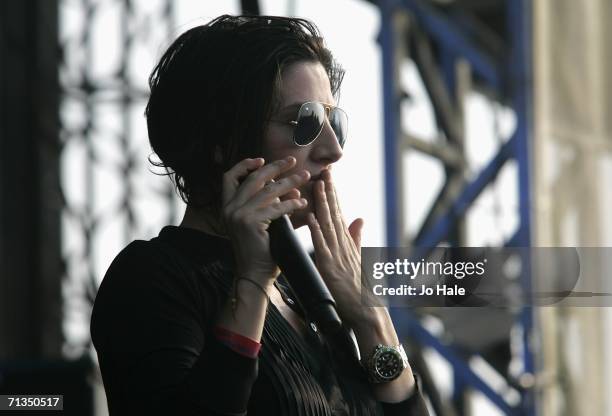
left=306, top=169, right=368, bottom=329
left=222, top=156, right=311, bottom=285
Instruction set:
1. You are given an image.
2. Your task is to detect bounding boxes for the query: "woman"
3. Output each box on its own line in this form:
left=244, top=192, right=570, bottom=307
left=91, top=15, right=429, bottom=415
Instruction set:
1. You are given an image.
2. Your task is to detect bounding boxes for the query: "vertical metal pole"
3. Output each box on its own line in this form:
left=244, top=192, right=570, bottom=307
left=380, top=0, right=402, bottom=248
left=163, top=0, right=178, bottom=226
left=507, top=0, right=536, bottom=414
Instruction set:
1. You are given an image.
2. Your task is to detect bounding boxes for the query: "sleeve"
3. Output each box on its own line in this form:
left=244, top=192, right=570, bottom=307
left=319, top=326, right=429, bottom=416
left=90, top=242, right=257, bottom=415
left=379, top=374, right=430, bottom=416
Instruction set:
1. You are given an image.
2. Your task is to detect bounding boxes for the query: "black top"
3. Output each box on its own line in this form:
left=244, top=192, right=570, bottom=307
left=91, top=225, right=429, bottom=415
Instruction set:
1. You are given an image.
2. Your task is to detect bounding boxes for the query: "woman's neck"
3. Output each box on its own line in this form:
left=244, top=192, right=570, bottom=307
left=179, top=205, right=228, bottom=239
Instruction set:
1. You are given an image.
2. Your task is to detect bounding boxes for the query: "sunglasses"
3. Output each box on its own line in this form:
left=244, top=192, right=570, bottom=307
left=271, top=101, right=348, bottom=148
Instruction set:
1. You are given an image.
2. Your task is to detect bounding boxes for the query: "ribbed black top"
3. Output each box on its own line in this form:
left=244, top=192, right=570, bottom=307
left=90, top=225, right=429, bottom=415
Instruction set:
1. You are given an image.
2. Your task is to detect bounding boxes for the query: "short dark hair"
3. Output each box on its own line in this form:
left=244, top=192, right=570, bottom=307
left=146, top=14, right=344, bottom=216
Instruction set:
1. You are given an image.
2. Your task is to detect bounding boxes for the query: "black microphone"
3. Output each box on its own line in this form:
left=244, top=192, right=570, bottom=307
left=268, top=214, right=343, bottom=334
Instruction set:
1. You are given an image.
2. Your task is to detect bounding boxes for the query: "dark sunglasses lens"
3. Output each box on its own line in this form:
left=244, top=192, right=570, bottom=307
left=330, top=108, right=348, bottom=148
left=294, top=103, right=325, bottom=145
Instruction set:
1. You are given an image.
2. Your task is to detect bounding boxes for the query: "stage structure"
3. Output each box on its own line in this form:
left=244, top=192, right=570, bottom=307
left=374, top=0, right=612, bottom=415
left=58, top=1, right=180, bottom=413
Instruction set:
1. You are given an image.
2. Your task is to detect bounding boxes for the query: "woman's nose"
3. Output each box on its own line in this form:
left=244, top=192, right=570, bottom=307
left=311, top=120, right=343, bottom=164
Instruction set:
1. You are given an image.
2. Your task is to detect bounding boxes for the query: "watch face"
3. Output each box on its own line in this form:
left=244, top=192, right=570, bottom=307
left=374, top=349, right=402, bottom=381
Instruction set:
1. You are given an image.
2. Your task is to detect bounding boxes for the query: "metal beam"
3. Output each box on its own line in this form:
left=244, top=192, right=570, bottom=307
left=401, top=0, right=502, bottom=90
left=391, top=309, right=522, bottom=415
left=415, top=135, right=514, bottom=247
left=241, top=0, right=260, bottom=15
left=506, top=1, right=535, bottom=414
left=410, top=23, right=463, bottom=145
left=402, top=133, right=466, bottom=168
left=380, top=2, right=409, bottom=247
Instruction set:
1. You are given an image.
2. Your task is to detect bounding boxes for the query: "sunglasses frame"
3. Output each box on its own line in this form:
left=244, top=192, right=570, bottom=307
left=271, top=101, right=348, bottom=148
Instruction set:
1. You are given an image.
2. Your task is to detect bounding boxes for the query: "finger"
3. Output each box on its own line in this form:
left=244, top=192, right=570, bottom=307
left=231, top=156, right=297, bottom=208
left=321, top=169, right=349, bottom=244
left=307, top=212, right=332, bottom=258
left=251, top=170, right=310, bottom=208
left=348, top=218, right=364, bottom=250
left=314, top=179, right=339, bottom=250
left=222, top=158, right=265, bottom=207
left=254, top=197, right=309, bottom=225
left=282, top=188, right=301, bottom=200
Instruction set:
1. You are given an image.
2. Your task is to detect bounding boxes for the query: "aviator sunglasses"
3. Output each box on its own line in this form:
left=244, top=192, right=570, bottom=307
left=271, top=101, right=348, bottom=148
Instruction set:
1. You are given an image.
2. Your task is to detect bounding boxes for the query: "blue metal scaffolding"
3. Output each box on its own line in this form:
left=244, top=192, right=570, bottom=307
left=378, top=0, right=535, bottom=414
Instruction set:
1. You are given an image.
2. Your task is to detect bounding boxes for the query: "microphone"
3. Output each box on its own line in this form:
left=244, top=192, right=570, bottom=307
left=268, top=214, right=343, bottom=334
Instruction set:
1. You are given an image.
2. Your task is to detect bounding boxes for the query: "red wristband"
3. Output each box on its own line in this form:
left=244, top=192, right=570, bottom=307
left=213, top=325, right=262, bottom=359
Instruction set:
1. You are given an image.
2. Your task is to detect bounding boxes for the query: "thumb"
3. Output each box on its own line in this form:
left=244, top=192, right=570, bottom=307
left=348, top=218, right=364, bottom=250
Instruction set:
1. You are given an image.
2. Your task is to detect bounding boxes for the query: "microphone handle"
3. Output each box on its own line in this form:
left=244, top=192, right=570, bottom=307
left=268, top=215, right=342, bottom=334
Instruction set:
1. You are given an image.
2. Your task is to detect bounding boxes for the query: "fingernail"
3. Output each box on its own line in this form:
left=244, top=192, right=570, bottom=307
left=300, top=198, right=308, bottom=205
left=285, top=156, right=295, bottom=163
left=299, top=170, right=310, bottom=179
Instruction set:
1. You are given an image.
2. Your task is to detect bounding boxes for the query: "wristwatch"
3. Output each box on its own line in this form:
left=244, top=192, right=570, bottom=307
left=362, top=344, right=409, bottom=383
